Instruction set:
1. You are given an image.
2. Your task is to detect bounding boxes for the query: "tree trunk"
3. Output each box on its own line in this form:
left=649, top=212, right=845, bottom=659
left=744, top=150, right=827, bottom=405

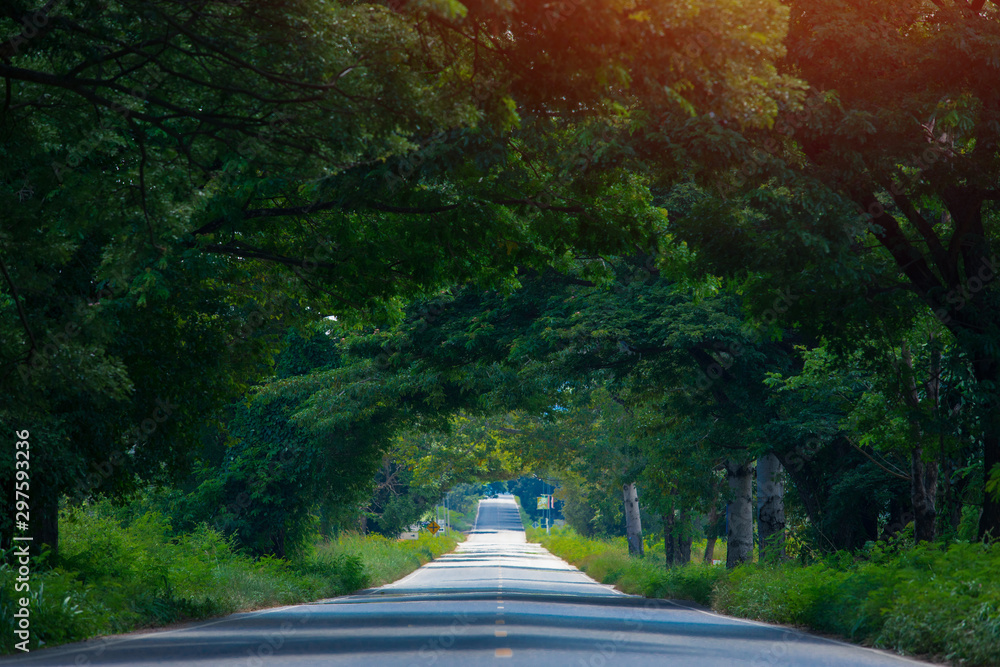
left=971, top=353, right=999, bottom=540
left=30, top=489, right=59, bottom=562
left=938, top=448, right=954, bottom=536
left=940, top=453, right=971, bottom=534
left=703, top=537, right=716, bottom=562
left=664, top=511, right=675, bottom=567
left=623, top=482, right=643, bottom=557
left=726, top=459, right=754, bottom=568
left=881, top=495, right=910, bottom=541
left=702, top=506, right=718, bottom=563
left=676, top=508, right=692, bottom=565
left=757, top=453, right=785, bottom=562
left=663, top=508, right=690, bottom=566
left=979, top=429, right=1000, bottom=540
left=902, top=340, right=939, bottom=543
left=911, top=446, right=939, bottom=543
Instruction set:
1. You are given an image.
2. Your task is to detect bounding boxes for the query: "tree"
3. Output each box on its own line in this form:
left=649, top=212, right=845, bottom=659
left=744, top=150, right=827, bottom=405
left=318, top=258, right=801, bottom=565
left=0, top=0, right=490, bottom=557
left=172, top=325, right=383, bottom=557
left=1, top=0, right=811, bottom=556
left=782, top=0, right=1000, bottom=540
left=756, top=452, right=786, bottom=562
left=696, top=1, right=1000, bottom=538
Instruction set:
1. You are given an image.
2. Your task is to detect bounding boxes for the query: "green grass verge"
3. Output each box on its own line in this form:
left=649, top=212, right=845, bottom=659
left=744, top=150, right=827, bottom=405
left=529, top=526, right=1000, bottom=666
left=0, top=510, right=459, bottom=654
left=329, top=531, right=460, bottom=589
left=527, top=525, right=727, bottom=606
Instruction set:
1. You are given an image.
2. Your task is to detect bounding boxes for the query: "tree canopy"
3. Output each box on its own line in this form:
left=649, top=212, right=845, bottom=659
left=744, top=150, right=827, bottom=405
left=3, top=0, right=1000, bottom=561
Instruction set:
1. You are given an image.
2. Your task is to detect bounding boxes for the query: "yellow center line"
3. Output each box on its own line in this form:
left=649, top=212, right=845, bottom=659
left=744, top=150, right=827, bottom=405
left=495, top=648, right=513, bottom=658
left=495, top=630, right=508, bottom=638
left=496, top=620, right=505, bottom=625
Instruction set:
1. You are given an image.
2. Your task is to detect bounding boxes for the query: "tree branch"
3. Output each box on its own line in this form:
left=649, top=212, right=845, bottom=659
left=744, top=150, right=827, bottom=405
left=847, top=438, right=911, bottom=480
left=887, top=190, right=955, bottom=285
left=0, top=253, right=37, bottom=363
left=858, top=192, right=943, bottom=298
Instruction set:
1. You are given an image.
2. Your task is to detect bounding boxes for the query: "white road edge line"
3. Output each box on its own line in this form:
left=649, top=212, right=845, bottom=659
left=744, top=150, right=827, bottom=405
left=3, top=603, right=303, bottom=664
left=663, top=600, right=934, bottom=666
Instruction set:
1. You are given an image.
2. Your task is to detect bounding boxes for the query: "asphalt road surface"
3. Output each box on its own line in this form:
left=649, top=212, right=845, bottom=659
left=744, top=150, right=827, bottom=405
left=4, top=495, right=933, bottom=666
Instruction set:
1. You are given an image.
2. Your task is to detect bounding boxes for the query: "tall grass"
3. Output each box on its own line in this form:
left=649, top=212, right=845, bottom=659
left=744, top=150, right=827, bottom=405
left=318, top=531, right=459, bottom=588
left=529, top=526, right=726, bottom=606
left=0, top=509, right=459, bottom=654
left=531, top=526, right=1000, bottom=666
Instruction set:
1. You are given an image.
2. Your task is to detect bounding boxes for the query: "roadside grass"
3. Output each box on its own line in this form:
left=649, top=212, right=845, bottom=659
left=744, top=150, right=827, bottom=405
left=323, top=531, right=459, bottom=588
left=529, top=526, right=1000, bottom=666
left=0, top=508, right=459, bottom=654
left=527, top=526, right=726, bottom=606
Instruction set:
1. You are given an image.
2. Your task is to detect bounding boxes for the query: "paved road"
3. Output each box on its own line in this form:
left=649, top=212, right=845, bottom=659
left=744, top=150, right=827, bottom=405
left=4, top=495, right=933, bottom=666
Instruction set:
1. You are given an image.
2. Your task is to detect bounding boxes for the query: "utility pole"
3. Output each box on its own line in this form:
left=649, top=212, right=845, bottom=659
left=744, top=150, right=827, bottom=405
left=545, top=479, right=550, bottom=535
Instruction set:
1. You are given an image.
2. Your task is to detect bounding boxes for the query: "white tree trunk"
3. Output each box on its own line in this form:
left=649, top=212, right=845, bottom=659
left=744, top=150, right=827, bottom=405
left=623, top=482, right=644, bottom=557
left=726, top=460, right=754, bottom=568
left=757, top=453, right=786, bottom=562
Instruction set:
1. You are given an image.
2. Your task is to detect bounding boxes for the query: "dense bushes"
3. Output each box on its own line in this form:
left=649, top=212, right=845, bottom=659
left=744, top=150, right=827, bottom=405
left=534, top=526, right=1000, bottom=666
left=0, top=506, right=458, bottom=654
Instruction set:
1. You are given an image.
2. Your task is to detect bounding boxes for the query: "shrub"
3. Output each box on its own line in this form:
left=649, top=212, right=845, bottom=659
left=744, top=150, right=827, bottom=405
left=1, top=508, right=460, bottom=655
left=530, top=526, right=1000, bottom=666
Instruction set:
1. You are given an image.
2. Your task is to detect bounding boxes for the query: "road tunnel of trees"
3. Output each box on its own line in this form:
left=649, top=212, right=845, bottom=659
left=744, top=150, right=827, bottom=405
left=1, top=0, right=999, bottom=570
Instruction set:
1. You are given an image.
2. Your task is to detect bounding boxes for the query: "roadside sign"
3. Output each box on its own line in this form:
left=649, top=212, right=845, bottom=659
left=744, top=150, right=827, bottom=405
left=537, top=496, right=547, bottom=510
left=427, top=520, right=440, bottom=535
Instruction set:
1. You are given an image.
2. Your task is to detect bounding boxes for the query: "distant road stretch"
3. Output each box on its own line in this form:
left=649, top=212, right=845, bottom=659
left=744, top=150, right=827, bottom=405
left=2, top=495, right=933, bottom=666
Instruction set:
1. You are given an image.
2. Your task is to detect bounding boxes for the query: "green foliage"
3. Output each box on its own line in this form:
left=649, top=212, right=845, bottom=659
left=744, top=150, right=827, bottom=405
left=508, top=476, right=563, bottom=526
left=174, top=324, right=389, bottom=557
left=0, top=504, right=458, bottom=654
left=324, top=532, right=459, bottom=589
left=876, top=543, right=1000, bottom=664
left=531, top=526, right=725, bottom=606
left=657, top=0, right=1000, bottom=539
left=556, top=474, right=623, bottom=538
left=534, top=526, right=1000, bottom=665
left=363, top=462, right=436, bottom=538
left=396, top=413, right=535, bottom=490
left=2, top=3, right=998, bottom=659
left=714, top=542, right=1000, bottom=665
